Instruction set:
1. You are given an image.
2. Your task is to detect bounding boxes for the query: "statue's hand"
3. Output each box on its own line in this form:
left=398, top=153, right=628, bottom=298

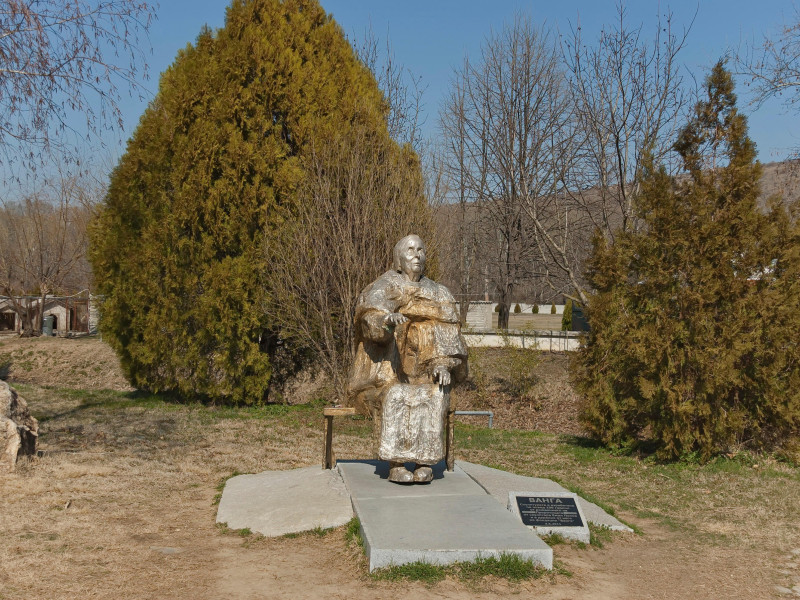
left=433, top=365, right=451, bottom=386
left=383, top=312, right=408, bottom=327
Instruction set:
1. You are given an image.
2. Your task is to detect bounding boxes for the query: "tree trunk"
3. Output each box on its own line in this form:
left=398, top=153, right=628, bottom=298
left=497, top=301, right=510, bottom=330
left=20, top=298, right=36, bottom=337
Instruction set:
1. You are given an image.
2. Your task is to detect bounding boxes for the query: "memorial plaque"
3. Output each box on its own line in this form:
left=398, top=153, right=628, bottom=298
left=507, top=491, right=590, bottom=543
left=515, top=495, right=584, bottom=527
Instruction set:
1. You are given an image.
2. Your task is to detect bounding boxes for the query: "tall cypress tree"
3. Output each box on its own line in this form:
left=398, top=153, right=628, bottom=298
left=575, top=62, right=800, bottom=459
left=90, top=0, right=429, bottom=402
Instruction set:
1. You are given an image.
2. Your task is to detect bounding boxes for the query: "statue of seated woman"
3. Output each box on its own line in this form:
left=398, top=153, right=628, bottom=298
left=347, top=235, right=467, bottom=483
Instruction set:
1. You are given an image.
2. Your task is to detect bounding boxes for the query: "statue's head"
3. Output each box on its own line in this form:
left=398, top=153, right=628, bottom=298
left=392, top=234, right=426, bottom=282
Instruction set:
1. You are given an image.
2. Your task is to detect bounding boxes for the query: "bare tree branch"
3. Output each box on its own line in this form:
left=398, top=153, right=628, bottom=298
left=440, top=15, right=573, bottom=324
left=438, top=5, right=691, bottom=309
left=262, top=119, right=434, bottom=397
left=563, top=3, right=691, bottom=237
left=735, top=7, right=800, bottom=112
left=0, top=0, right=155, bottom=173
left=0, top=170, right=99, bottom=334
left=351, top=24, right=426, bottom=151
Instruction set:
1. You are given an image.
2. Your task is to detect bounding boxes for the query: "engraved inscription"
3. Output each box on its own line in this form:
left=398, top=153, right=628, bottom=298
left=515, top=495, right=585, bottom=528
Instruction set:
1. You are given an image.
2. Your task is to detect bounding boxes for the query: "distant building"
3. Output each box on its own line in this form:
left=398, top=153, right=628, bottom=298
left=0, top=295, right=95, bottom=335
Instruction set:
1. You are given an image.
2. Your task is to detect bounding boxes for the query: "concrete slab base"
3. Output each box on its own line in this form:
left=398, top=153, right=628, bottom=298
left=459, top=460, right=633, bottom=532
left=214, top=458, right=630, bottom=572
left=215, top=466, right=353, bottom=537
left=337, top=460, right=553, bottom=572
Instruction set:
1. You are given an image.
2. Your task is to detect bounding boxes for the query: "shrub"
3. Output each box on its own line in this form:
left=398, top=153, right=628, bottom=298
left=514, top=303, right=521, bottom=314
left=575, top=62, right=800, bottom=459
left=467, top=346, right=490, bottom=406
left=498, top=331, right=539, bottom=397
left=550, top=303, right=556, bottom=314
left=532, top=304, right=539, bottom=314
left=561, top=300, right=573, bottom=331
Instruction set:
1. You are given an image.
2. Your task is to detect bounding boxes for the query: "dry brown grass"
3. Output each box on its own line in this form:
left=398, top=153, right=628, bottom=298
left=0, top=385, right=370, bottom=599
left=0, top=334, right=132, bottom=391
left=1, top=336, right=799, bottom=599
left=454, top=349, right=583, bottom=436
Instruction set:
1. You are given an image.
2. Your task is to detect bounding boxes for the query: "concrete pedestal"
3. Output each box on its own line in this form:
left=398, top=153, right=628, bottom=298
left=337, top=460, right=553, bottom=572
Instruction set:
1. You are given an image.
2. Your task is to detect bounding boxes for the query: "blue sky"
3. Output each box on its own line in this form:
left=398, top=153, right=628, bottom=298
left=102, top=1, right=800, bottom=166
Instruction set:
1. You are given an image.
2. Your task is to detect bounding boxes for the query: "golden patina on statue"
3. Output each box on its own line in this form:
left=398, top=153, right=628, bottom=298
left=347, top=235, right=468, bottom=484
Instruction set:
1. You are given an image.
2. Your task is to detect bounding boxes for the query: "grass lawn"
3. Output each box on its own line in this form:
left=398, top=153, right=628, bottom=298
left=2, top=382, right=799, bottom=599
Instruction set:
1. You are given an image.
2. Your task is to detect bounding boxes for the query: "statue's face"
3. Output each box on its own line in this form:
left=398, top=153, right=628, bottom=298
left=398, top=235, right=426, bottom=282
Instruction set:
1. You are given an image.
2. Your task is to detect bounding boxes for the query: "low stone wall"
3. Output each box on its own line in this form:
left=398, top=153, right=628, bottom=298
left=463, top=329, right=582, bottom=352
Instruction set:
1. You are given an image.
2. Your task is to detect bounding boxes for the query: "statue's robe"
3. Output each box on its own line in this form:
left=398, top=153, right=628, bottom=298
left=347, top=270, right=467, bottom=464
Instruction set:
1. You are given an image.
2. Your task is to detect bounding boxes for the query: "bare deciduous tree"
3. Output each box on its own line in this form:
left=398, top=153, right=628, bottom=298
left=0, top=0, right=155, bottom=170
left=438, top=6, right=691, bottom=311
left=530, top=4, right=691, bottom=304
left=438, top=69, right=481, bottom=322
left=262, top=121, right=435, bottom=396
left=441, top=15, right=571, bottom=327
left=735, top=8, right=800, bottom=111
left=563, top=5, right=691, bottom=238
left=0, top=173, right=98, bottom=334
left=261, top=25, right=438, bottom=396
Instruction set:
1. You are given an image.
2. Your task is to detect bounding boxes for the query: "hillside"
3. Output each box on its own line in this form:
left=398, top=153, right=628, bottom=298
left=434, top=159, right=800, bottom=304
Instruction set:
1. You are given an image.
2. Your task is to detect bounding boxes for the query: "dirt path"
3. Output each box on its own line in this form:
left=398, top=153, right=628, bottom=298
left=210, top=523, right=777, bottom=600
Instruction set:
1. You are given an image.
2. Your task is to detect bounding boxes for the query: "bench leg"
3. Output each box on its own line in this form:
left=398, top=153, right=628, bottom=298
left=446, top=409, right=455, bottom=471
left=323, top=415, right=335, bottom=469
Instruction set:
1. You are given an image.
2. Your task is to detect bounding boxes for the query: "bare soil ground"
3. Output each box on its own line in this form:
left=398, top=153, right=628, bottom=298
left=1, top=336, right=799, bottom=600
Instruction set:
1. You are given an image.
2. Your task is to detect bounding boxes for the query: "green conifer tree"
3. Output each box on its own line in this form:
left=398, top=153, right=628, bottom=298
left=561, top=300, right=572, bottom=331
left=90, top=0, right=429, bottom=403
left=575, top=62, right=800, bottom=459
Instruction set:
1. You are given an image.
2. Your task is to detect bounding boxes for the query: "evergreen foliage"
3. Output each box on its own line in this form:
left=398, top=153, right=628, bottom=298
left=550, top=303, right=556, bottom=314
left=532, top=304, right=539, bottom=314
left=575, top=62, right=800, bottom=459
left=90, top=0, right=429, bottom=403
left=514, top=303, right=521, bottom=314
left=561, top=300, right=573, bottom=331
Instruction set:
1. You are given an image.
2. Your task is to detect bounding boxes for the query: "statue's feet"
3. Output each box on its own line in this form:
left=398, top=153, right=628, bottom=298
left=413, top=465, right=433, bottom=483
left=388, top=464, right=414, bottom=484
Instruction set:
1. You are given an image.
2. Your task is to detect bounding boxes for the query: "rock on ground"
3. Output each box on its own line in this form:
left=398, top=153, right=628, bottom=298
left=1, top=380, right=38, bottom=471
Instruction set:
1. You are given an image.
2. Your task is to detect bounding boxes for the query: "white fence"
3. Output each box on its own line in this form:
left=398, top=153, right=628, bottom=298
left=463, top=329, right=582, bottom=352
left=460, top=302, right=567, bottom=331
